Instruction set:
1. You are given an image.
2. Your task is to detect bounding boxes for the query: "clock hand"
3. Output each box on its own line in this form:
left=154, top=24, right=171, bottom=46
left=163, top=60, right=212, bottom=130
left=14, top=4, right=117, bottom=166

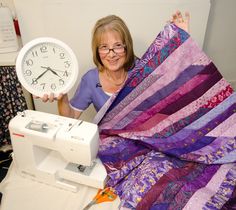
left=32, top=69, right=49, bottom=84
left=48, top=67, right=62, bottom=78
left=41, top=66, right=64, bottom=73
left=40, top=66, right=47, bottom=69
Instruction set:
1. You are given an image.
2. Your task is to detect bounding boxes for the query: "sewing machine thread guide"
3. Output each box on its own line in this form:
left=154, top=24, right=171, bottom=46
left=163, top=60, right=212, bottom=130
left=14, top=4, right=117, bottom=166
left=67, top=120, right=83, bottom=132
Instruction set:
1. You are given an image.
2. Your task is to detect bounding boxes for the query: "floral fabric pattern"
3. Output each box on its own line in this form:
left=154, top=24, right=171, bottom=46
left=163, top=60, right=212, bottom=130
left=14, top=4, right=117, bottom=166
left=0, top=66, right=27, bottom=146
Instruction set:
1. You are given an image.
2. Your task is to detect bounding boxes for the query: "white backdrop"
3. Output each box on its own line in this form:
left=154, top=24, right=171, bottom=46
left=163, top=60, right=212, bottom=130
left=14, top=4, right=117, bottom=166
left=13, top=0, right=210, bottom=121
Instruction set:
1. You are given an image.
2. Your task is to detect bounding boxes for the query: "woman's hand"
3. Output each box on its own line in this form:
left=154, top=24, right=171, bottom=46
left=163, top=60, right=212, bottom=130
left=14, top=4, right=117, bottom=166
left=170, top=10, right=190, bottom=33
left=33, top=93, right=64, bottom=103
left=33, top=93, right=80, bottom=118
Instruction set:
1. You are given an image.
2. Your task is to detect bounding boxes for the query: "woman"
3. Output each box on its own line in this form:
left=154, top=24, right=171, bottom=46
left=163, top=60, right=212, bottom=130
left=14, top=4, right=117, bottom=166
left=39, top=11, right=190, bottom=119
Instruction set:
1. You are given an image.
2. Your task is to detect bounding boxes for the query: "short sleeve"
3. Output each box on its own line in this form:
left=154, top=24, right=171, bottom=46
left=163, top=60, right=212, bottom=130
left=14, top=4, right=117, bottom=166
left=69, top=75, right=92, bottom=111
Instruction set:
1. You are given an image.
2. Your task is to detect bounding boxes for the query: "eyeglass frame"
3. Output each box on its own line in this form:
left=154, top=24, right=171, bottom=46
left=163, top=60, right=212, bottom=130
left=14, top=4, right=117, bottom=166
left=98, top=44, right=126, bottom=55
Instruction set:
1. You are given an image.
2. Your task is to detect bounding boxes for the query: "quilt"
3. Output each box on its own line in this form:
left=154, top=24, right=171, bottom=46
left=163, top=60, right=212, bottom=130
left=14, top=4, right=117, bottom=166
left=95, top=24, right=236, bottom=210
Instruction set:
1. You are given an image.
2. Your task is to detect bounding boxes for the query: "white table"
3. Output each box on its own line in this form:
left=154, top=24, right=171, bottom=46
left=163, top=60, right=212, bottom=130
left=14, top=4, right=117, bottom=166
left=0, top=161, right=120, bottom=210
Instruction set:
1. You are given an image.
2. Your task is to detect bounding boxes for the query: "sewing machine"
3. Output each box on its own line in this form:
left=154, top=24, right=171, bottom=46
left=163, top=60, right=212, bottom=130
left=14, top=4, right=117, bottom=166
left=8, top=110, right=107, bottom=192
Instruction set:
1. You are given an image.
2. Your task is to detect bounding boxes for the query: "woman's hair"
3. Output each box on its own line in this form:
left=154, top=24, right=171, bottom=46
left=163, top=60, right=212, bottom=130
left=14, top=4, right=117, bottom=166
left=91, top=15, right=135, bottom=72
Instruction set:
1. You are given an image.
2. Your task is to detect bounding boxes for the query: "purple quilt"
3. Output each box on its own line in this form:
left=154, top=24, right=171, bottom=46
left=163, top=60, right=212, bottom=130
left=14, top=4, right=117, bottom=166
left=95, top=24, right=236, bottom=210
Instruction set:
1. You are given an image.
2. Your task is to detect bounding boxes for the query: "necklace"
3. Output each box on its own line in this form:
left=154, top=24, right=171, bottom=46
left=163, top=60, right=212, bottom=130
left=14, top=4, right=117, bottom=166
left=105, top=70, right=128, bottom=86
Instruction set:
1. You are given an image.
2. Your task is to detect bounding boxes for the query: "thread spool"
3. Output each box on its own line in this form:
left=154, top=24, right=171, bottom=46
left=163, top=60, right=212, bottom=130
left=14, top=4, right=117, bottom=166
left=27, top=121, right=48, bottom=132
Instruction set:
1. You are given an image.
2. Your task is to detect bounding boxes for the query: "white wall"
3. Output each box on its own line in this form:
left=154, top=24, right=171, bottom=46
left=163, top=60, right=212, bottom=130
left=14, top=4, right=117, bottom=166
left=203, top=0, right=236, bottom=88
left=11, top=0, right=211, bottom=122
left=2, top=0, right=236, bottom=121
left=0, top=0, right=33, bottom=109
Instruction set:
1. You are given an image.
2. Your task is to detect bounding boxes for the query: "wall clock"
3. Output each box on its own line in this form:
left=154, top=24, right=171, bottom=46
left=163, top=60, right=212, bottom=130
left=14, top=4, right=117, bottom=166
left=16, top=37, right=79, bottom=97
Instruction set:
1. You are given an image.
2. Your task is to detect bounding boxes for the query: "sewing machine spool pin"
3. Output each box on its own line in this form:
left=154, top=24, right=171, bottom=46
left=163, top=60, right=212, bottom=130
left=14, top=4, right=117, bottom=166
left=26, top=120, right=49, bottom=132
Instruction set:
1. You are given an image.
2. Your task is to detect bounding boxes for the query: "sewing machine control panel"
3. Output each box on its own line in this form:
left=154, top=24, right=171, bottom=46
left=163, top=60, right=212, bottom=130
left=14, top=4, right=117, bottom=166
left=17, top=110, right=86, bottom=137
left=21, top=110, right=76, bottom=125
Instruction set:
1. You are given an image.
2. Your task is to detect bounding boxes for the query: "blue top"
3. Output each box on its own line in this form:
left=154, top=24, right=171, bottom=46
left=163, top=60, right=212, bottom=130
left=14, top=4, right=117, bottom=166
left=70, top=68, right=110, bottom=112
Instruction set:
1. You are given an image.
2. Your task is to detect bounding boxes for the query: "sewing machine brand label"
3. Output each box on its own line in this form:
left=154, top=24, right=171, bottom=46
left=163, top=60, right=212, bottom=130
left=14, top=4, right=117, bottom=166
left=71, top=136, right=84, bottom=141
left=12, top=132, right=25, bottom=138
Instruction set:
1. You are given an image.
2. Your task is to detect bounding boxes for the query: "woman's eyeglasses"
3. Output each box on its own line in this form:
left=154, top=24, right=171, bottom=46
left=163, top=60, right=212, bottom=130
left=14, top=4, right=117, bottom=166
left=98, top=44, right=126, bottom=55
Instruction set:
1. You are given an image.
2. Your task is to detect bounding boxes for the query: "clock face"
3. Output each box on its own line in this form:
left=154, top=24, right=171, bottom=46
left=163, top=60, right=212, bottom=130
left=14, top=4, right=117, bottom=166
left=16, top=37, right=79, bottom=97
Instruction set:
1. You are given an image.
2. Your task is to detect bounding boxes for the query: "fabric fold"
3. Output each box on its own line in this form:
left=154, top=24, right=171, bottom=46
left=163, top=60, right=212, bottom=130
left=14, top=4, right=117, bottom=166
left=96, top=24, right=236, bottom=209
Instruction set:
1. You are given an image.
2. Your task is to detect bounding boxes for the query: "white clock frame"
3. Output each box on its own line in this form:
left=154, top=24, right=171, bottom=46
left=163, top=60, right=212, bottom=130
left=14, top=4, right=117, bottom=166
left=16, top=37, right=79, bottom=97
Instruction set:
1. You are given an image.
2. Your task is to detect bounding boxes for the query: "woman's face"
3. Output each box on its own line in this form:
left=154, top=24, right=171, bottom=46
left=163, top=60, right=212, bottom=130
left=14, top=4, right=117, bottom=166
left=98, top=30, right=126, bottom=72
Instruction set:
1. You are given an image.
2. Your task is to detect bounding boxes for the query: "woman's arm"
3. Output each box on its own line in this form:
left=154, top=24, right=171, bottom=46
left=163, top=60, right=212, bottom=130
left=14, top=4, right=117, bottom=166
left=57, top=94, right=82, bottom=119
left=37, top=93, right=82, bottom=119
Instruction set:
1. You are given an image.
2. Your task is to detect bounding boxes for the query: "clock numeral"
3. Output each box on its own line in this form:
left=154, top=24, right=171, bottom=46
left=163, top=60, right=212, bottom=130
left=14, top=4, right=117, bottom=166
left=31, top=51, right=38, bottom=57
left=40, top=45, right=48, bottom=53
left=53, top=48, right=56, bottom=53
left=59, top=79, right=65, bottom=85
left=51, top=83, right=57, bottom=90
left=26, top=59, right=33, bottom=66
left=63, top=71, right=68, bottom=77
left=40, top=83, right=46, bottom=89
left=24, top=69, right=32, bottom=76
left=64, top=61, right=70, bottom=68
left=31, top=78, right=38, bottom=85
left=59, top=53, right=65, bottom=59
